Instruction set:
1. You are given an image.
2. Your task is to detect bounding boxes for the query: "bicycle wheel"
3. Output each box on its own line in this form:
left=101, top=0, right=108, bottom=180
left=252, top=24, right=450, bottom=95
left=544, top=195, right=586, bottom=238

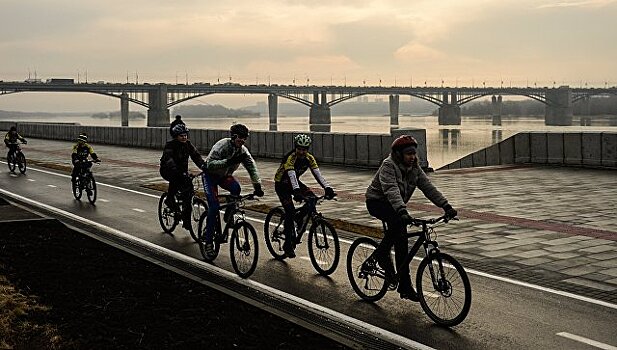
left=158, top=193, right=178, bottom=233
left=198, top=211, right=221, bottom=262
left=263, top=207, right=287, bottom=260
left=230, top=221, right=259, bottom=278
left=416, top=253, right=472, bottom=327
left=72, top=177, right=83, bottom=200
left=17, top=153, right=26, bottom=174
left=86, top=174, right=97, bottom=204
left=7, top=154, right=16, bottom=172
left=308, top=219, right=340, bottom=276
left=188, top=197, right=207, bottom=242
left=346, top=237, right=388, bottom=302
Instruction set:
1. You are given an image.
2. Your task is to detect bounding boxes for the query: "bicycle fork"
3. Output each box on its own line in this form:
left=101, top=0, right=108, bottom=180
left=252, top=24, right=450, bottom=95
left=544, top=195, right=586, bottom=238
left=424, top=244, right=452, bottom=296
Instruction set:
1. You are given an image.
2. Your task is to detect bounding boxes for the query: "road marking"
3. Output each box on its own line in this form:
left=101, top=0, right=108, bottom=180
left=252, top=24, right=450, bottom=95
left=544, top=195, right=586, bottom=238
left=132, top=208, right=145, bottom=213
left=0, top=188, right=433, bottom=350
left=99, top=199, right=109, bottom=203
left=7, top=162, right=617, bottom=311
left=557, top=332, right=617, bottom=350
left=28, top=179, right=36, bottom=182
left=47, top=184, right=57, bottom=188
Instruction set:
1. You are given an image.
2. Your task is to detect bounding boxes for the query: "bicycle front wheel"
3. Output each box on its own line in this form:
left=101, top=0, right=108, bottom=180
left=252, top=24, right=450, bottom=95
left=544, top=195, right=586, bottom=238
left=308, top=219, right=340, bottom=276
left=198, top=211, right=220, bottom=262
left=416, top=253, right=472, bottom=327
left=263, top=207, right=287, bottom=260
left=230, top=221, right=259, bottom=278
left=188, top=197, right=207, bottom=242
left=72, top=177, right=82, bottom=200
left=7, top=154, right=16, bottom=172
left=158, top=193, right=178, bottom=233
left=86, top=174, right=97, bottom=204
left=17, top=153, right=26, bottom=174
left=346, top=237, right=388, bottom=302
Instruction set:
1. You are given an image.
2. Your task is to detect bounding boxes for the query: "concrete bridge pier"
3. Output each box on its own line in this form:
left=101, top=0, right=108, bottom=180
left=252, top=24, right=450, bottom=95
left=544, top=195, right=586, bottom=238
left=389, top=94, right=400, bottom=129
left=147, top=85, right=170, bottom=127
left=579, top=96, right=592, bottom=126
left=120, top=93, right=129, bottom=127
left=309, top=92, right=331, bottom=132
left=491, top=95, right=502, bottom=126
left=438, top=92, right=461, bottom=125
left=545, top=86, right=573, bottom=126
left=268, top=93, right=278, bottom=131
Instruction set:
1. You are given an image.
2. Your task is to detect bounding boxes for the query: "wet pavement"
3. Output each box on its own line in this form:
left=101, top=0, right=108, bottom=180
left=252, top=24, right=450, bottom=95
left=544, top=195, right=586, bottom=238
left=3, top=136, right=617, bottom=303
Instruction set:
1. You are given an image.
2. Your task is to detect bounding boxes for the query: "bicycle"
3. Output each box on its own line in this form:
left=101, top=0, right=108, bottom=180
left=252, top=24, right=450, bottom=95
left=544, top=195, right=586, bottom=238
left=197, top=193, right=259, bottom=278
left=72, top=160, right=100, bottom=204
left=6, top=141, right=27, bottom=174
left=158, top=172, right=207, bottom=242
left=346, top=215, right=471, bottom=327
left=264, top=195, right=340, bottom=276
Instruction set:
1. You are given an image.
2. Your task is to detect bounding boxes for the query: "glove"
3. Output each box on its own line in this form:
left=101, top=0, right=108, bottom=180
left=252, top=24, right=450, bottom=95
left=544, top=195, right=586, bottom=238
left=443, top=203, right=458, bottom=219
left=93, top=158, right=101, bottom=163
left=398, top=209, right=413, bottom=224
left=324, top=187, right=336, bottom=199
left=293, top=188, right=304, bottom=202
left=228, top=152, right=248, bottom=166
left=253, top=183, right=264, bottom=197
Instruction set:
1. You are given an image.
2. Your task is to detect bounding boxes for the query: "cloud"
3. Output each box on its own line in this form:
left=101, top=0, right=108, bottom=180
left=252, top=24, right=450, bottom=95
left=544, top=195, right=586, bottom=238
left=394, top=42, right=446, bottom=61
left=537, top=0, right=616, bottom=8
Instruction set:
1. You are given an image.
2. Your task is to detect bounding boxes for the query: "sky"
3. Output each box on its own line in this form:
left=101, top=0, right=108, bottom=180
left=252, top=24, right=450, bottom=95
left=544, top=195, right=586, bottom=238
left=1, top=0, right=616, bottom=112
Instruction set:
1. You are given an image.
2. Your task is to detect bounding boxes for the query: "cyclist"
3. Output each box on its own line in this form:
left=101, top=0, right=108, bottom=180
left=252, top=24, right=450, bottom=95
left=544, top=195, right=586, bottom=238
left=274, top=134, right=336, bottom=258
left=202, top=123, right=264, bottom=256
left=160, top=123, right=206, bottom=230
left=4, top=126, right=27, bottom=161
left=365, top=135, right=457, bottom=301
left=71, top=133, right=100, bottom=185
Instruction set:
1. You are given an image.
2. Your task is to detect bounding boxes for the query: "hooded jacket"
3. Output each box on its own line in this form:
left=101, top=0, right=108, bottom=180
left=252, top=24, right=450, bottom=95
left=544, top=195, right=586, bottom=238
left=365, top=154, right=447, bottom=213
left=160, top=139, right=205, bottom=173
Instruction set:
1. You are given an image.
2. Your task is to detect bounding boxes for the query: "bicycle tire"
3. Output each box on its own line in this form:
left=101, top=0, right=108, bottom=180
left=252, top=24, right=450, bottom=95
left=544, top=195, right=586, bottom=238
left=198, top=211, right=221, bottom=262
left=7, top=154, right=16, bottom=172
left=230, top=221, right=259, bottom=278
left=86, top=174, right=97, bottom=204
left=17, top=152, right=26, bottom=174
left=308, top=219, right=340, bottom=276
left=416, top=253, right=472, bottom=327
left=346, top=237, right=388, bottom=302
left=158, top=193, right=178, bottom=233
left=72, top=177, right=82, bottom=200
left=188, top=197, right=207, bottom=242
left=264, top=207, right=287, bottom=260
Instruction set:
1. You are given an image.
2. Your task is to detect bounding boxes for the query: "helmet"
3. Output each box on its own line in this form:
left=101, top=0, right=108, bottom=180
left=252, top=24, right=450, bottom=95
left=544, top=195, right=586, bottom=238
left=171, top=123, right=189, bottom=137
left=9, top=126, right=17, bottom=132
left=230, top=124, right=249, bottom=139
left=391, top=135, right=418, bottom=153
left=77, top=133, right=88, bottom=142
left=294, top=134, right=312, bottom=148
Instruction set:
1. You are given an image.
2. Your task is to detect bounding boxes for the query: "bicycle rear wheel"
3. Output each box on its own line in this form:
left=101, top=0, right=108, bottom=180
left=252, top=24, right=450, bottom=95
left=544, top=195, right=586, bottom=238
left=346, top=237, right=388, bottom=302
left=158, top=193, right=178, bottom=233
left=86, top=174, right=97, bottom=204
left=264, top=207, right=287, bottom=260
left=198, top=211, right=221, bottom=262
left=188, top=197, right=207, bottom=242
left=17, top=153, right=26, bottom=174
left=416, top=253, right=471, bottom=327
left=230, top=221, right=259, bottom=278
left=308, top=219, right=340, bottom=276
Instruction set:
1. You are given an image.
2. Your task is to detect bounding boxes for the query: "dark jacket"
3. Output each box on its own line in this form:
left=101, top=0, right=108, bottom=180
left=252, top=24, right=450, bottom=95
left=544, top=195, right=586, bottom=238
left=160, top=139, right=205, bottom=173
left=365, top=154, right=447, bottom=213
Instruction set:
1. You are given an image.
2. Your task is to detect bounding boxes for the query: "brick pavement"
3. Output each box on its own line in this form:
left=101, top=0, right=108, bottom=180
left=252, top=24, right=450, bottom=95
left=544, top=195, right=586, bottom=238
left=3, top=136, right=617, bottom=303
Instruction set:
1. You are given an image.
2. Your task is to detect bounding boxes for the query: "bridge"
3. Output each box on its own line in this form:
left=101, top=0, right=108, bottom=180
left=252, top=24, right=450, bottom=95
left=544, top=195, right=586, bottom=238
left=1, top=81, right=616, bottom=130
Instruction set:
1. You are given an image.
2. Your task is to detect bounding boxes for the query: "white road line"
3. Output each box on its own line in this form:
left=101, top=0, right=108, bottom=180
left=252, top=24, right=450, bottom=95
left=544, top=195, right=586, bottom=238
left=0, top=188, right=432, bottom=350
left=557, top=332, right=617, bottom=350
left=99, top=199, right=109, bottom=203
left=132, top=208, right=145, bottom=213
left=47, top=184, right=57, bottom=188
left=6, top=161, right=617, bottom=311
left=27, top=179, right=36, bottom=182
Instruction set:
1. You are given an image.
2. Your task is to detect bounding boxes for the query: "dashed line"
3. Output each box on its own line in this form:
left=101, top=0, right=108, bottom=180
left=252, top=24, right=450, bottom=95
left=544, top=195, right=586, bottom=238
left=27, top=179, right=36, bottom=182
left=46, top=184, right=57, bottom=188
left=556, top=332, right=617, bottom=350
left=98, top=199, right=109, bottom=203
left=132, top=208, right=145, bottom=213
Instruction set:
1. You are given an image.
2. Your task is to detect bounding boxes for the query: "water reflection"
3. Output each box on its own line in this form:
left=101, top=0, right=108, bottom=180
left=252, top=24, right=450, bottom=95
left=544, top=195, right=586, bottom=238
left=492, top=129, right=503, bottom=143
left=439, top=129, right=460, bottom=148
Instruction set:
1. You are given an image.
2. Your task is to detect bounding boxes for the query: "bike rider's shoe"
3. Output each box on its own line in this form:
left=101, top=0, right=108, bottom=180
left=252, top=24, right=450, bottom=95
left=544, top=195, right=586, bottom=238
left=398, top=287, right=420, bottom=302
left=204, top=242, right=216, bottom=259
left=374, top=254, right=398, bottom=291
left=283, top=242, right=296, bottom=258
left=182, top=220, right=192, bottom=230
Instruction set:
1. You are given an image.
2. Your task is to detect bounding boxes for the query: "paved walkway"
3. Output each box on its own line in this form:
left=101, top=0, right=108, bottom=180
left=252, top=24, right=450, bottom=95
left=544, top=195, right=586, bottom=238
left=3, top=136, right=617, bottom=303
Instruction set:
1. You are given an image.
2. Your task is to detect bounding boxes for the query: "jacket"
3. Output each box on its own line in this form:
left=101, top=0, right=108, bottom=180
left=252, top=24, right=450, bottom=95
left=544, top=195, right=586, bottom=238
left=205, top=138, right=261, bottom=185
left=160, top=139, right=205, bottom=173
left=365, top=154, right=447, bottom=213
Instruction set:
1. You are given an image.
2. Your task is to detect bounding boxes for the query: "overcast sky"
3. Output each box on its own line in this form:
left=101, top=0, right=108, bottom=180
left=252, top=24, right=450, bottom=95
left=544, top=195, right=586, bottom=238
left=1, top=0, right=616, bottom=112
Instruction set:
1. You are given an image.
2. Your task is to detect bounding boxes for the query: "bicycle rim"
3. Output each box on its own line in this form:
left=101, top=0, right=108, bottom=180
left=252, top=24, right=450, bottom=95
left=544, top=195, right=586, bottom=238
left=86, top=175, right=97, bottom=204
left=308, top=220, right=340, bottom=276
left=264, top=207, right=287, bottom=260
left=416, top=253, right=472, bottom=327
left=198, top=211, right=221, bottom=262
left=189, top=197, right=207, bottom=242
left=230, top=222, right=259, bottom=278
left=8, top=155, right=16, bottom=172
left=158, top=193, right=177, bottom=233
left=72, top=179, right=82, bottom=200
left=17, top=153, right=26, bottom=174
left=346, top=237, right=388, bottom=302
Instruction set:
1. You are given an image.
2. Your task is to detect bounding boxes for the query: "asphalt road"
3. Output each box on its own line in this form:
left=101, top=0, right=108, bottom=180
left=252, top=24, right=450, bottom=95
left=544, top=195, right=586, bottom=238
left=1, top=164, right=616, bottom=350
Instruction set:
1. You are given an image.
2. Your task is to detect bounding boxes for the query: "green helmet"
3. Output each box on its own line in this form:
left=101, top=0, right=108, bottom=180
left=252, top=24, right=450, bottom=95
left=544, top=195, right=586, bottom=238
left=294, top=134, right=312, bottom=148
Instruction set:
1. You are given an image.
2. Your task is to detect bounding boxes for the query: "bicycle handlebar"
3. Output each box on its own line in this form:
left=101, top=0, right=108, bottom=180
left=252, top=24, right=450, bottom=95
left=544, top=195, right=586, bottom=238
left=217, top=193, right=257, bottom=202
left=407, top=215, right=458, bottom=227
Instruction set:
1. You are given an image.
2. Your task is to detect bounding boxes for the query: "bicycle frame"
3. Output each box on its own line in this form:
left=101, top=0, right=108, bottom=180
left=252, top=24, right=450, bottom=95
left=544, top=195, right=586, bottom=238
left=294, top=195, right=328, bottom=241
left=213, top=194, right=255, bottom=242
